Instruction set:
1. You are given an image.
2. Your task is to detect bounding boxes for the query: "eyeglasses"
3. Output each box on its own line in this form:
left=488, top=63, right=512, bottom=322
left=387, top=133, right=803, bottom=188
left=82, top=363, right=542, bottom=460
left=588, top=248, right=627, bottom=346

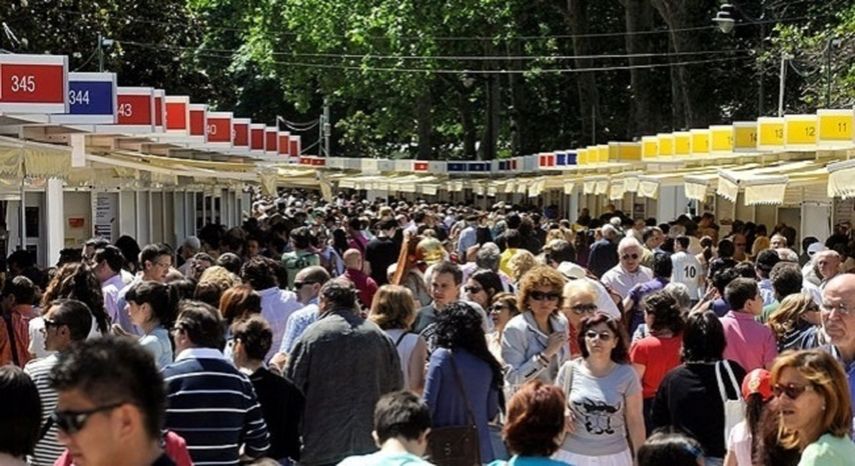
left=464, top=286, right=483, bottom=294
left=569, top=303, right=598, bottom=315
left=820, top=303, right=853, bottom=316
left=43, top=318, right=65, bottom=330
left=621, top=253, right=639, bottom=260
left=584, top=331, right=614, bottom=341
left=170, top=324, right=185, bottom=335
left=772, top=383, right=814, bottom=400
left=529, top=291, right=561, bottom=302
left=51, top=402, right=125, bottom=434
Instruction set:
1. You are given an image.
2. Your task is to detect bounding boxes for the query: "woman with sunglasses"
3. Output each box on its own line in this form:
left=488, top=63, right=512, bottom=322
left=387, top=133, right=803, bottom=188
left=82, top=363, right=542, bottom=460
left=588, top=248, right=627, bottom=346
left=771, top=349, right=855, bottom=465
left=465, top=269, right=504, bottom=310
left=767, top=293, right=823, bottom=352
left=554, top=313, right=644, bottom=466
left=561, top=279, right=600, bottom=360
left=485, top=292, right=520, bottom=364
left=502, top=266, right=568, bottom=393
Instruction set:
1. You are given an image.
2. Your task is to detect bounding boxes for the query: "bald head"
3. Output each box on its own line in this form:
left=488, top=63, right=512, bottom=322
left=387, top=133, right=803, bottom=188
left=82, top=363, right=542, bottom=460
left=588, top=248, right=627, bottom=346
left=817, top=250, right=842, bottom=280
left=343, top=248, right=363, bottom=269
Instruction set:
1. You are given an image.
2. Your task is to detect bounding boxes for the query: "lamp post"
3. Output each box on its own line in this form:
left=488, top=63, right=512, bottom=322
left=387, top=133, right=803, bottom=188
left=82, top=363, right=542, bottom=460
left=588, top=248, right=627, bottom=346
left=712, top=3, right=771, bottom=115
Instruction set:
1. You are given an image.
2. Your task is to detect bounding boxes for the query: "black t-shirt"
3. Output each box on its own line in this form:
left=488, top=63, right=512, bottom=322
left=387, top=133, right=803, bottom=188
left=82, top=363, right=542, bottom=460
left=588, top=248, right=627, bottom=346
left=250, top=367, right=305, bottom=460
left=365, top=236, right=400, bottom=285
left=652, top=361, right=746, bottom=458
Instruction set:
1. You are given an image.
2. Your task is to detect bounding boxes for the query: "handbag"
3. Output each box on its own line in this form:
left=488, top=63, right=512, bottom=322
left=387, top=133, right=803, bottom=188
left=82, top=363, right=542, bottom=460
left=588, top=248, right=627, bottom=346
left=716, top=360, right=745, bottom=445
left=426, top=352, right=482, bottom=466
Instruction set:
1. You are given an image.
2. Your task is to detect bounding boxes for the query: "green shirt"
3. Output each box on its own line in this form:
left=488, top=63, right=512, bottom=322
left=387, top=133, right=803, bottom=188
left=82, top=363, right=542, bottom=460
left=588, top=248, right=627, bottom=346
left=757, top=301, right=780, bottom=324
left=281, top=250, right=320, bottom=288
left=799, top=433, right=855, bottom=466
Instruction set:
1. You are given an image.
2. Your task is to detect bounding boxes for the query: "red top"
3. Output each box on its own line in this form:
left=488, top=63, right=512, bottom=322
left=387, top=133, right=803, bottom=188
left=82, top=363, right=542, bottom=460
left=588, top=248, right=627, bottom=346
left=341, top=268, right=378, bottom=310
left=0, top=305, right=37, bottom=367
left=629, top=334, right=683, bottom=399
left=54, top=430, right=193, bottom=466
left=567, top=323, right=581, bottom=359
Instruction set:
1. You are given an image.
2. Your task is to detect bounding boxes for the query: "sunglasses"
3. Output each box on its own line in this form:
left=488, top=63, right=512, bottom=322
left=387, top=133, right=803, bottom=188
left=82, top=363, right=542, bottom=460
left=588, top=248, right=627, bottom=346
left=570, top=304, right=598, bottom=315
left=51, top=402, right=125, bottom=434
left=621, top=253, right=639, bottom=260
left=464, top=286, right=483, bottom=294
left=529, top=291, right=561, bottom=302
left=293, top=281, right=317, bottom=289
left=773, top=383, right=814, bottom=400
left=490, top=304, right=508, bottom=313
left=585, top=331, right=614, bottom=341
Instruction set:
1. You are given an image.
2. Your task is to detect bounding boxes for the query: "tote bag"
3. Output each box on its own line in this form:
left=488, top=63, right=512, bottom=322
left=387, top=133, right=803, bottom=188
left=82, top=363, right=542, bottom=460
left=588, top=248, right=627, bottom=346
left=426, top=353, right=482, bottom=466
left=716, top=360, right=745, bottom=445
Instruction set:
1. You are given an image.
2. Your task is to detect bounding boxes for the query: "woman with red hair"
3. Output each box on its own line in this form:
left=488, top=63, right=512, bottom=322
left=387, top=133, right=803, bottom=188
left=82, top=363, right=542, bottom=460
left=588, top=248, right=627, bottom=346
left=490, top=380, right=569, bottom=465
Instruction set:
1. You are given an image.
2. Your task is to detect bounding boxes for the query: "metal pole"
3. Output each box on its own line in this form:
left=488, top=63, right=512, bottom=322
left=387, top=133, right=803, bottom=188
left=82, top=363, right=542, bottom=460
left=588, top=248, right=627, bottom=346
left=777, top=53, right=787, bottom=117
left=323, top=97, right=331, bottom=157
left=758, top=23, right=765, bottom=115
left=97, top=33, right=104, bottom=72
left=825, top=38, right=833, bottom=107
left=19, top=182, right=25, bottom=250
left=318, top=113, right=325, bottom=156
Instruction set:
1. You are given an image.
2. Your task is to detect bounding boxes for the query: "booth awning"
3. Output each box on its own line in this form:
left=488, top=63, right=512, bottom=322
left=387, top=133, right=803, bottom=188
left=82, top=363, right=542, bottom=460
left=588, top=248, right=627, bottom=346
left=828, top=160, right=855, bottom=199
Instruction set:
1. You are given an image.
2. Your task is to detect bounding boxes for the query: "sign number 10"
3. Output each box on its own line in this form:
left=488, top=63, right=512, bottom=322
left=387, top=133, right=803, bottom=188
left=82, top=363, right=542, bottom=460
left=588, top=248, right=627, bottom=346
left=10, top=75, right=36, bottom=93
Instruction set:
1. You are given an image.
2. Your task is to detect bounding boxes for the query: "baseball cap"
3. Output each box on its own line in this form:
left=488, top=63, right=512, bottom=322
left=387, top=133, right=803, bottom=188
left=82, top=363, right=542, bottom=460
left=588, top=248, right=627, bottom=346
left=807, top=242, right=826, bottom=256
left=742, top=368, right=773, bottom=402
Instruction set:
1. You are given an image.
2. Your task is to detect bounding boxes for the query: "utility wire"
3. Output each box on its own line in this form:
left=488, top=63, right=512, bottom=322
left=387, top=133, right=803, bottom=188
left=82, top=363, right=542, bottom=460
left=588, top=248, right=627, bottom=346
left=300, top=138, right=320, bottom=155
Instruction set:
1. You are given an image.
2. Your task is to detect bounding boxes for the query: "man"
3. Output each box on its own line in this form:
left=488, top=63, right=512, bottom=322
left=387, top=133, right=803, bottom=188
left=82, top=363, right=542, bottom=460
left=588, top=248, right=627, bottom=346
left=272, top=266, right=332, bottom=369
left=24, top=299, right=92, bottom=466
left=365, top=219, right=400, bottom=286
left=498, top=230, right=522, bottom=277
left=338, top=391, right=433, bottom=466
left=176, top=236, right=201, bottom=277
left=0, top=276, right=39, bottom=366
left=720, top=278, right=778, bottom=371
left=816, top=250, right=842, bottom=290
left=281, top=226, right=320, bottom=289
left=461, top=242, right=513, bottom=292
left=820, top=273, right=855, bottom=418
left=241, top=257, right=303, bottom=362
left=456, top=215, right=479, bottom=258
left=639, top=226, right=664, bottom=269
left=115, top=244, right=173, bottom=334
left=588, top=224, right=620, bottom=278
left=670, top=235, right=702, bottom=303
left=285, top=280, right=402, bottom=466
left=82, top=237, right=109, bottom=264
left=412, top=261, right=463, bottom=336
left=624, top=252, right=671, bottom=337
left=341, top=248, right=378, bottom=310
left=732, top=233, right=748, bottom=262
left=758, top=262, right=806, bottom=323
left=601, top=237, right=653, bottom=299
left=755, top=249, right=781, bottom=306
left=163, top=301, right=270, bottom=464
left=770, top=233, right=788, bottom=250
left=90, top=245, right=127, bottom=325
left=48, top=336, right=178, bottom=466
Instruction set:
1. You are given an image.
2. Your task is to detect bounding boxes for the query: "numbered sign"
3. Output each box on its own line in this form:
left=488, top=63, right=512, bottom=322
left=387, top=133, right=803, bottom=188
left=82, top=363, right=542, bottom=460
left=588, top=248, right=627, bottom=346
left=153, top=89, right=165, bottom=130
left=757, top=117, right=785, bottom=150
left=784, top=114, right=817, bottom=147
left=674, top=132, right=691, bottom=156
left=51, top=72, right=116, bottom=124
left=710, top=125, right=733, bottom=154
left=165, top=96, right=189, bottom=132
left=206, top=112, right=233, bottom=146
left=188, top=104, right=207, bottom=137
left=0, top=54, right=68, bottom=113
left=265, top=127, right=278, bottom=155
left=115, top=87, right=155, bottom=130
left=817, top=109, right=853, bottom=145
left=278, top=132, right=290, bottom=156
left=232, top=118, right=250, bottom=148
left=657, top=134, right=674, bottom=157
left=733, top=121, right=758, bottom=151
left=642, top=136, right=658, bottom=159
left=250, top=123, right=265, bottom=154
left=690, top=129, right=710, bottom=156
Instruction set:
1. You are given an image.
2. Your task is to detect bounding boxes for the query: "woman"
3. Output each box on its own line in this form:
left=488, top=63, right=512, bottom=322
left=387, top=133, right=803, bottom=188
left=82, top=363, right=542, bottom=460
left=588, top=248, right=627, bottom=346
left=0, top=366, right=40, bottom=466
left=725, top=368, right=774, bottom=466
left=767, top=294, right=822, bottom=352
left=219, top=284, right=263, bottom=327
left=40, top=262, right=110, bottom=336
left=486, top=292, right=520, bottom=363
left=502, top=266, right=568, bottom=392
left=488, top=380, right=568, bottom=466
left=125, top=281, right=177, bottom=368
left=194, top=265, right=241, bottom=308
left=638, top=432, right=705, bottom=466
left=424, top=302, right=503, bottom=463
left=554, top=313, right=645, bottom=466
left=560, top=279, right=599, bottom=359
left=369, top=285, right=428, bottom=394
left=630, top=291, right=684, bottom=432
left=508, top=250, right=537, bottom=284
left=465, top=269, right=504, bottom=311
left=772, top=349, right=855, bottom=465
left=391, top=233, right=432, bottom=307
left=652, top=310, right=746, bottom=465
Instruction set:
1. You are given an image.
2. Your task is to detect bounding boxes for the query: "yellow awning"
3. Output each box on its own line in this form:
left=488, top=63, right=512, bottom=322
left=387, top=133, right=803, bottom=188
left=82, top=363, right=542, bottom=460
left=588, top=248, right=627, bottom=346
left=828, top=159, right=855, bottom=199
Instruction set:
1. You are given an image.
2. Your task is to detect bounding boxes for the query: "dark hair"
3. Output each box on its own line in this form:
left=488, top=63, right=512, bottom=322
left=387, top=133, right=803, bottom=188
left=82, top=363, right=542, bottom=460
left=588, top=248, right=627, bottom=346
left=7, top=249, right=35, bottom=270
left=1, top=275, right=36, bottom=304
left=577, top=313, right=629, bottom=363
left=642, top=291, right=684, bottom=335
left=169, top=278, right=198, bottom=301
left=372, top=390, right=432, bottom=443
left=770, top=262, right=803, bottom=300
left=41, top=263, right=109, bottom=334
left=125, top=281, right=179, bottom=328
left=469, top=269, right=503, bottom=301
left=642, top=227, right=661, bottom=244
left=194, top=282, right=223, bottom=308
left=652, top=252, right=673, bottom=278
left=332, top=229, right=349, bottom=255
left=433, top=302, right=504, bottom=391
left=638, top=431, right=704, bottom=466
left=290, top=226, right=314, bottom=250
left=503, top=380, right=565, bottom=456
left=544, top=240, right=575, bottom=264
left=240, top=256, right=279, bottom=290
left=682, top=311, right=726, bottom=362
left=733, top=261, right=756, bottom=279
left=718, top=239, right=735, bottom=258
left=46, top=299, right=94, bottom=342
left=505, top=229, right=522, bottom=248
left=219, top=285, right=262, bottom=324
left=745, top=392, right=768, bottom=461
left=755, top=249, right=780, bottom=276
left=0, top=366, right=41, bottom=456
left=725, top=277, right=759, bottom=311
left=115, top=236, right=141, bottom=271
left=50, top=336, right=166, bottom=440
left=432, top=261, right=463, bottom=285
left=712, top=267, right=738, bottom=294
left=93, top=245, right=125, bottom=273
left=217, top=252, right=243, bottom=275
left=320, top=279, right=359, bottom=310
left=139, top=243, right=171, bottom=268
left=674, top=236, right=690, bottom=250
left=231, top=315, right=272, bottom=361
left=175, top=300, right=226, bottom=350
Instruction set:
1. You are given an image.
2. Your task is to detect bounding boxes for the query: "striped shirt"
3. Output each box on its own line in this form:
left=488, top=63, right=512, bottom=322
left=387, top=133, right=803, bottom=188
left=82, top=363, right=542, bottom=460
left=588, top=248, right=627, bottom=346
left=162, top=348, right=270, bottom=465
left=24, top=354, right=63, bottom=466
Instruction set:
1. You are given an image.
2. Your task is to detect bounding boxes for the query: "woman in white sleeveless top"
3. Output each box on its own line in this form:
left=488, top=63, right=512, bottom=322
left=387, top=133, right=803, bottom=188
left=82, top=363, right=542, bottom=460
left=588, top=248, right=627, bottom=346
left=368, top=285, right=428, bottom=394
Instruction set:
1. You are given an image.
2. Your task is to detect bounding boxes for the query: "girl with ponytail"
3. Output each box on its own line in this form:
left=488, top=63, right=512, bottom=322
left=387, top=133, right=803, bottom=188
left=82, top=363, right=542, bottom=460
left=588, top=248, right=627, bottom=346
left=126, top=281, right=179, bottom=368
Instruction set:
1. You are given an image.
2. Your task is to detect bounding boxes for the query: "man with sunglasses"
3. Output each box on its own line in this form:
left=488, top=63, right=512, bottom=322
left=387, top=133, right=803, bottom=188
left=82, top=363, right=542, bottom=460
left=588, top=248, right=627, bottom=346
left=601, top=238, right=653, bottom=304
left=820, top=273, right=855, bottom=417
left=24, top=299, right=92, bottom=466
left=271, top=266, right=331, bottom=371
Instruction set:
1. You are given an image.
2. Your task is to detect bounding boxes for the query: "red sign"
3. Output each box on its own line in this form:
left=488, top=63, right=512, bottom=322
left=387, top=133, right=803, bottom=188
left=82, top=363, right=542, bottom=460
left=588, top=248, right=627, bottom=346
left=189, top=110, right=205, bottom=136
left=250, top=128, right=264, bottom=150
left=278, top=134, right=290, bottom=155
left=414, top=162, right=429, bottom=172
left=299, top=157, right=311, bottom=165
left=154, top=95, right=163, bottom=126
left=539, top=153, right=555, bottom=167
left=312, top=158, right=326, bottom=166
left=116, top=94, right=152, bottom=125
left=265, top=130, right=278, bottom=152
left=289, top=138, right=301, bottom=156
left=1, top=64, right=64, bottom=103
left=165, top=102, right=187, bottom=130
left=207, top=117, right=231, bottom=143
left=233, top=123, right=249, bottom=146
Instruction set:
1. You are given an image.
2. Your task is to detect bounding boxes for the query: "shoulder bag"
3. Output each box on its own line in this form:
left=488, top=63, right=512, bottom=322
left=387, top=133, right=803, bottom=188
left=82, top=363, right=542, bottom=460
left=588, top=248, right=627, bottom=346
left=716, top=360, right=745, bottom=445
left=426, top=351, right=482, bottom=466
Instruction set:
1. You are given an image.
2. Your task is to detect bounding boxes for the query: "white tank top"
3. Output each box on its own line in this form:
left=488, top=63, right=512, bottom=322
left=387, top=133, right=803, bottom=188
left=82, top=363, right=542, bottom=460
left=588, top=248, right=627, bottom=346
left=385, top=328, right=419, bottom=391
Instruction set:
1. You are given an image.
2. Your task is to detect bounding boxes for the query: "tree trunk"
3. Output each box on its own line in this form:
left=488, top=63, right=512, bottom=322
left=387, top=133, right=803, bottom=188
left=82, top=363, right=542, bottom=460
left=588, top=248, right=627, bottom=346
left=565, top=0, right=600, bottom=143
left=416, top=87, right=433, bottom=160
left=478, top=74, right=501, bottom=160
left=620, top=0, right=660, bottom=135
left=459, top=87, right=477, bottom=157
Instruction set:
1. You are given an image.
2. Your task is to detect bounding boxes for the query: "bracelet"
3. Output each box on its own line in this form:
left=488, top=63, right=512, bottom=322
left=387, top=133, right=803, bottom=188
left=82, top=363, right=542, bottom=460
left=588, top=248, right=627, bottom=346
left=536, top=352, right=550, bottom=365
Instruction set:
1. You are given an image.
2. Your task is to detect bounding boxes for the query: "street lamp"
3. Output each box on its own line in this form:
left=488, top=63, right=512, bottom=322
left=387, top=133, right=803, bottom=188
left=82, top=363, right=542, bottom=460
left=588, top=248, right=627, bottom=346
left=712, top=4, right=736, bottom=34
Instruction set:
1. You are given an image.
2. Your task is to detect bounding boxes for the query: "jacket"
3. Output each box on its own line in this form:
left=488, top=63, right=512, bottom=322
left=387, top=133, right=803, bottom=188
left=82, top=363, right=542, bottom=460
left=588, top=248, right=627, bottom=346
left=501, top=311, right=569, bottom=390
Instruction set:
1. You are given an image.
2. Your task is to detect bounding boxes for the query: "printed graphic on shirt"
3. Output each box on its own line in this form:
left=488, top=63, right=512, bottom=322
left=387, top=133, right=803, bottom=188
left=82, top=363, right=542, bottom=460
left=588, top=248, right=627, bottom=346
left=574, top=398, right=621, bottom=435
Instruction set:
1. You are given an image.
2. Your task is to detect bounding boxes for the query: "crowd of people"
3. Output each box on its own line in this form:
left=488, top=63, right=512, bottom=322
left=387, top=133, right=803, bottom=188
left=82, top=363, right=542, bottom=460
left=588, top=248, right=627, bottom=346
left=1, top=188, right=855, bottom=466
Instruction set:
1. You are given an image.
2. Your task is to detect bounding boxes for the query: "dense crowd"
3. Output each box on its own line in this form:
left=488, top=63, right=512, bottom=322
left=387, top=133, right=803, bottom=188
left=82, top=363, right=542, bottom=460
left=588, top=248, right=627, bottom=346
left=1, top=189, right=855, bottom=466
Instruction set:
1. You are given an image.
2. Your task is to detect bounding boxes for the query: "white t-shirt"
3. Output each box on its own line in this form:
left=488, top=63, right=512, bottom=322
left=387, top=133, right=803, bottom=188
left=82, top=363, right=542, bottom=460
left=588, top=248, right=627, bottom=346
left=726, top=420, right=753, bottom=466
left=671, top=251, right=702, bottom=299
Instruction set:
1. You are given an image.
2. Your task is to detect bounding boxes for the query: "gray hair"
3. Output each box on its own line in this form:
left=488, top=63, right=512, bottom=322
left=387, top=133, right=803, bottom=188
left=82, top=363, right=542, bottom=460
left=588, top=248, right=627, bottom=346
left=618, top=237, right=643, bottom=253
left=602, top=224, right=620, bottom=240
left=182, top=236, right=202, bottom=253
left=664, top=282, right=692, bottom=311
left=475, top=242, right=501, bottom=271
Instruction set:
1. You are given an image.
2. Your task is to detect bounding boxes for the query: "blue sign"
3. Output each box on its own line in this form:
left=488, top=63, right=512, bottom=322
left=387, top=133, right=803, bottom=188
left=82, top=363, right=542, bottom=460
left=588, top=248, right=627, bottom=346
left=468, top=162, right=489, bottom=172
left=448, top=162, right=466, bottom=172
left=68, top=80, right=113, bottom=115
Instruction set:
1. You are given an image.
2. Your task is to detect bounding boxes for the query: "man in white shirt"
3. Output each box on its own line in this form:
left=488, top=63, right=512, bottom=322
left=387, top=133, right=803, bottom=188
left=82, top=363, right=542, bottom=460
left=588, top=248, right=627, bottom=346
left=90, top=245, right=128, bottom=325
left=601, top=237, right=653, bottom=298
left=241, top=257, right=303, bottom=362
left=670, top=235, right=703, bottom=302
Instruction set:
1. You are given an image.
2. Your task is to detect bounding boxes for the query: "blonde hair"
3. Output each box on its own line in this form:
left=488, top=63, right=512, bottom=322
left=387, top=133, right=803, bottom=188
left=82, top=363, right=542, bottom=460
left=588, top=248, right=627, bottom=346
left=771, top=350, right=852, bottom=448
left=766, top=293, right=817, bottom=339
left=563, top=279, right=597, bottom=303
left=369, top=285, right=417, bottom=330
left=508, top=250, right=537, bottom=282
left=199, top=265, right=241, bottom=291
left=517, top=265, right=566, bottom=312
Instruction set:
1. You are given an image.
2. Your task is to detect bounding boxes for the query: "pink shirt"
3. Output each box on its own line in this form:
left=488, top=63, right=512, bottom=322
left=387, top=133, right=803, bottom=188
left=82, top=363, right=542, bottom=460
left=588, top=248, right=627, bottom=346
left=720, top=311, right=778, bottom=371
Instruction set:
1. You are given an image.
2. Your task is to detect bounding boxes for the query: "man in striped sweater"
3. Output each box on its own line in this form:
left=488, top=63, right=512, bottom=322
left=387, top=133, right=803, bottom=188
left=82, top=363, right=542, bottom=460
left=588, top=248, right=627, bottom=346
left=162, top=300, right=270, bottom=465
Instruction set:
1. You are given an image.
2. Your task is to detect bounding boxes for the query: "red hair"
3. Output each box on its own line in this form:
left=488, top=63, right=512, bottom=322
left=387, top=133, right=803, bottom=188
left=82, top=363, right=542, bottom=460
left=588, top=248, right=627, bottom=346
left=503, top=380, right=566, bottom=456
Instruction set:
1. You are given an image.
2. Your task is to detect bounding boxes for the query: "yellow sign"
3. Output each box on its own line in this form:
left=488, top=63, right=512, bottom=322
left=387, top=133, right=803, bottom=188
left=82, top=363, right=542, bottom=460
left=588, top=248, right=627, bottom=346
left=733, top=122, right=758, bottom=150
left=577, top=148, right=588, bottom=165
left=817, top=109, right=853, bottom=142
left=674, top=132, right=691, bottom=156
left=785, top=115, right=817, bottom=146
left=597, top=145, right=609, bottom=163
left=757, top=117, right=785, bottom=149
left=657, top=134, right=674, bottom=156
left=710, top=125, right=733, bottom=153
left=609, top=142, right=641, bottom=161
left=691, top=129, right=710, bottom=155
left=642, top=136, right=658, bottom=159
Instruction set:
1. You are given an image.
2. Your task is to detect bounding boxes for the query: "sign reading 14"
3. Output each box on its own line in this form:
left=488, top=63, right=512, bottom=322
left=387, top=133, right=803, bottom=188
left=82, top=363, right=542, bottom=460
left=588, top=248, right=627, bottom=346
left=10, top=75, right=36, bottom=93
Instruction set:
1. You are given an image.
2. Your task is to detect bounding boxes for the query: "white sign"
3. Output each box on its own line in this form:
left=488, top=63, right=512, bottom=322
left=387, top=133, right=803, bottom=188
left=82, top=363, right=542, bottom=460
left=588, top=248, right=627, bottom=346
left=94, top=194, right=116, bottom=242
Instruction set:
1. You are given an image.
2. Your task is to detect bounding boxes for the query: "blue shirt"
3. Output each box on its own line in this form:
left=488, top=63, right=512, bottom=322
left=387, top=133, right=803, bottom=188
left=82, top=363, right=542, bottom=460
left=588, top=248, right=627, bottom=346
left=627, top=277, right=668, bottom=337
left=278, top=301, right=319, bottom=355
left=823, top=345, right=855, bottom=419
left=457, top=225, right=478, bottom=256
left=489, top=456, right=572, bottom=466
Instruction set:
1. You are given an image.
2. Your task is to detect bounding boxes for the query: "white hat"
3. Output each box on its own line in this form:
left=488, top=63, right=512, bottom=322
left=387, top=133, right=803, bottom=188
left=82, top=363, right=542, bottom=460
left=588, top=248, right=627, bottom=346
left=558, top=261, right=587, bottom=280
left=807, top=242, right=826, bottom=256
